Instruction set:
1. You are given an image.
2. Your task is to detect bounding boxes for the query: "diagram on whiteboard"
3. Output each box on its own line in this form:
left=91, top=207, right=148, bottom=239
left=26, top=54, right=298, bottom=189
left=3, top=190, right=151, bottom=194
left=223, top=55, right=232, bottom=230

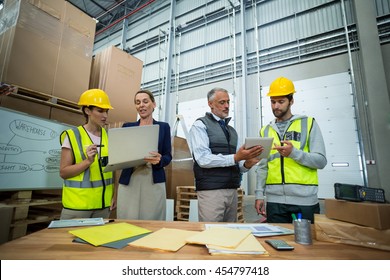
left=0, top=107, right=72, bottom=190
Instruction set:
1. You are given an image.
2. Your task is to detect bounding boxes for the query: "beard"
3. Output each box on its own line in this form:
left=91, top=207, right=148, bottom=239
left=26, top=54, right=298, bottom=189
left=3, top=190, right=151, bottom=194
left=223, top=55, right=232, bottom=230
left=272, top=104, right=290, bottom=120
left=273, top=109, right=287, bottom=118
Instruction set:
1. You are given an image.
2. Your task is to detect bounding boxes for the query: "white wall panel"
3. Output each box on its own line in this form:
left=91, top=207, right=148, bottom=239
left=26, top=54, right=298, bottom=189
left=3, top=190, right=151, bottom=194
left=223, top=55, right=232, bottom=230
left=259, top=18, right=297, bottom=49
left=180, top=29, right=206, bottom=51
left=176, top=0, right=204, bottom=16
left=139, top=44, right=163, bottom=65
left=296, top=0, right=336, bottom=12
left=206, top=18, right=232, bottom=43
left=296, top=5, right=343, bottom=39
left=126, top=18, right=168, bottom=43
left=179, top=17, right=232, bottom=52
left=176, top=81, right=237, bottom=138
left=176, top=0, right=226, bottom=25
left=179, top=48, right=205, bottom=72
left=376, top=0, right=390, bottom=15
left=176, top=98, right=209, bottom=139
left=142, top=63, right=159, bottom=82
left=205, top=39, right=233, bottom=64
left=257, top=0, right=292, bottom=25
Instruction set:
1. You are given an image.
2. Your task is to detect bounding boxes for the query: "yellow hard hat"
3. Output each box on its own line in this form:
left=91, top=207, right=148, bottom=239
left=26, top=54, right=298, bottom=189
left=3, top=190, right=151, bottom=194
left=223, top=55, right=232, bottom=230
left=78, top=89, right=113, bottom=109
left=267, top=77, right=296, bottom=97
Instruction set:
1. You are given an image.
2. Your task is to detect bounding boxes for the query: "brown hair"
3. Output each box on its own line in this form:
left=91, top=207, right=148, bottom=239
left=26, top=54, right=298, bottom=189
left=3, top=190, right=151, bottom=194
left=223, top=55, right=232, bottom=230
left=134, top=89, right=155, bottom=103
left=81, top=106, right=95, bottom=124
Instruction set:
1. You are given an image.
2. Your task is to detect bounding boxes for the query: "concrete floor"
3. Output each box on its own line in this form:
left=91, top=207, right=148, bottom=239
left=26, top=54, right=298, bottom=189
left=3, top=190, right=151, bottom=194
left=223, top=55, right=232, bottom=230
left=242, top=195, right=325, bottom=223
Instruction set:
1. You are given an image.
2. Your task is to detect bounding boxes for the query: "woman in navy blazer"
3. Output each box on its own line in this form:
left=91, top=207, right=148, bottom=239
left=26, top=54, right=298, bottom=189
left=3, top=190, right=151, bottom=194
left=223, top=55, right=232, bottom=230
left=115, top=89, right=172, bottom=220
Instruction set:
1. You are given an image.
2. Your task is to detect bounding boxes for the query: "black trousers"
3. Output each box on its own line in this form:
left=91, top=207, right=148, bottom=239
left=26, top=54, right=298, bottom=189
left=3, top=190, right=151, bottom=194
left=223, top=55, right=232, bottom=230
left=266, top=202, right=320, bottom=224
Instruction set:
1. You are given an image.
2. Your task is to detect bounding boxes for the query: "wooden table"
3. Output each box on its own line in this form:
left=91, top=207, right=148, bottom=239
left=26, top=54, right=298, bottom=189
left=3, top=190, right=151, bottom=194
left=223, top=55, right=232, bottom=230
left=0, top=219, right=389, bottom=260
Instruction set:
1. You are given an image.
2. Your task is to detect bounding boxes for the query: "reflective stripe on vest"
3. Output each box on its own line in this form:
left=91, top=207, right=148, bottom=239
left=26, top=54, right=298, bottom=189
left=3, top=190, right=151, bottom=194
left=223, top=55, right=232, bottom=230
left=60, top=126, right=113, bottom=210
left=261, top=117, right=318, bottom=185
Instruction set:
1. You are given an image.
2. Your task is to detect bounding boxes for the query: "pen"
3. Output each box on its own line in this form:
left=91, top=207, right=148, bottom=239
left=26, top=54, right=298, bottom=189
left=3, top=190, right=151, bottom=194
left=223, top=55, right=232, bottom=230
left=297, top=213, right=302, bottom=221
left=291, top=213, right=297, bottom=221
left=84, top=144, right=104, bottom=148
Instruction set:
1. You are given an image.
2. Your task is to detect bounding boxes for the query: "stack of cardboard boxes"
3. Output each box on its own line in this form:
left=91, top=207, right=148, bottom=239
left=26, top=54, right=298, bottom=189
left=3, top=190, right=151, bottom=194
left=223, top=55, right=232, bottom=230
left=0, top=0, right=197, bottom=225
left=0, top=0, right=96, bottom=125
left=315, top=199, right=390, bottom=251
left=0, top=0, right=144, bottom=127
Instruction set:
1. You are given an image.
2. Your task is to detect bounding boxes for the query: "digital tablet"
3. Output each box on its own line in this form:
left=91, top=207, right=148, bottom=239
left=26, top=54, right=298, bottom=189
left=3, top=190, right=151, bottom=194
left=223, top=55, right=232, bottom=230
left=244, top=137, right=274, bottom=159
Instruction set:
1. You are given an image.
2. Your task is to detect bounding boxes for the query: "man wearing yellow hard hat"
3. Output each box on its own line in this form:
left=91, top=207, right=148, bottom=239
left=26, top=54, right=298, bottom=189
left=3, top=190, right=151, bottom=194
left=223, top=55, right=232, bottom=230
left=254, top=77, right=327, bottom=223
left=59, top=89, right=115, bottom=219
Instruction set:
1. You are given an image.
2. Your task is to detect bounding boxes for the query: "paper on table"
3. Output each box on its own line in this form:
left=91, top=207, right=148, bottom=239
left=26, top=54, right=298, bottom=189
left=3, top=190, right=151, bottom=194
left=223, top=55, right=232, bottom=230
left=48, top=218, right=104, bottom=228
left=207, top=234, right=268, bottom=255
left=129, top=228, right=198, bottom=252
left=185, top=227, right=252, bottom=248
left=69, top=222, right=151, bottom=246
left=204, top=223, right=294, bottom=237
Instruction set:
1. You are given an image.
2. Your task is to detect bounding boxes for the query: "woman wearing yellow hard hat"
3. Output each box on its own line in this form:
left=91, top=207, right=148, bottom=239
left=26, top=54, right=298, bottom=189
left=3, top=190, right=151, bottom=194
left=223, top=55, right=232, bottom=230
left=59, top=89, right=115, bottom=219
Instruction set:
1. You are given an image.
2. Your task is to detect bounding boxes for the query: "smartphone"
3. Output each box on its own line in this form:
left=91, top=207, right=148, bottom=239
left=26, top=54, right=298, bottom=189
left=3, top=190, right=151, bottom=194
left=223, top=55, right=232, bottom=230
left=265, top=239, right=294, bottom=251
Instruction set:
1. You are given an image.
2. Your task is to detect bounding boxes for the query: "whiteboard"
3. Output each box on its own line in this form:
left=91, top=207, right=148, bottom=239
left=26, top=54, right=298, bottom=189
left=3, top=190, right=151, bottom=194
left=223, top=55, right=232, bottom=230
left=0, top=107, right=73, bottom=190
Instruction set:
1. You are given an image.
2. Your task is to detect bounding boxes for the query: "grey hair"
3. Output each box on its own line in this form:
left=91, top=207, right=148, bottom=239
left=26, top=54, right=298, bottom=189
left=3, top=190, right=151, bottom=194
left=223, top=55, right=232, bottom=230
left=207, top=87, right=228, bottom=101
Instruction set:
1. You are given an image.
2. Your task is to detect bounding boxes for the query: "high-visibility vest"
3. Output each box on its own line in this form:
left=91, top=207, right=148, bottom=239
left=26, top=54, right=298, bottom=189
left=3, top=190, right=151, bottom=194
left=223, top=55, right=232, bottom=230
left=60, top=126, right=113, bottom=210
left=261, top=117, right=319, bottom=186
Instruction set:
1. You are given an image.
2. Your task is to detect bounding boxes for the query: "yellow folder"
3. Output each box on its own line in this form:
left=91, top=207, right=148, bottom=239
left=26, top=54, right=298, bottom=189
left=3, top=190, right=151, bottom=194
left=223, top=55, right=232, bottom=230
left=185, top=227, right=252, bottom=248
left=129, top=228, right=198, bottom=252
left=69, top=222, right=151, bottom=246
left=207, top=234, right=267, bottom=255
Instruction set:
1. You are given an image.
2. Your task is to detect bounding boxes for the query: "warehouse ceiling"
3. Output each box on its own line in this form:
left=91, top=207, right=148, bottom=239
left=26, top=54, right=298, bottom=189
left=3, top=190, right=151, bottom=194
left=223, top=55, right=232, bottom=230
left=66, top=0, right=157, bottom=39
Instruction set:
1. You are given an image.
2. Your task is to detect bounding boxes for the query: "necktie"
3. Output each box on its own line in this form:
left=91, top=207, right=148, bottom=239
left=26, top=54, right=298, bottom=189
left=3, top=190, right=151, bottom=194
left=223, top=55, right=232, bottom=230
left=218, top=119, right=230, bottom=141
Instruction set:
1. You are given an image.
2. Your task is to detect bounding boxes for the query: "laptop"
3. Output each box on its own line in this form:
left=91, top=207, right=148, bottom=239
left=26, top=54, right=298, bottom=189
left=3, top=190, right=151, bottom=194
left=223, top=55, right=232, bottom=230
left=103, top=125, right=159, bottom=172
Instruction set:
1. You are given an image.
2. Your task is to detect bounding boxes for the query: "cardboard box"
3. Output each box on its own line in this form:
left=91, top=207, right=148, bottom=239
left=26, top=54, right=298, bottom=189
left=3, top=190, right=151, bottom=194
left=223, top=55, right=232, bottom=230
left=0, top=0, right=65, bottom=94
left=314, top=214, right=390, bottom=251
left=165, top=136, right=194, bottom=200
left=0, top=95, right=51, bottom=119
left=50, top=107, right=84, bottom=126
left=52, top=1, right=96, bottom=101
left=90, top=46, right=143, bottom=125
left=324, top=199, right=390, bottom=230
left=1, top=0, right=95, bottom=105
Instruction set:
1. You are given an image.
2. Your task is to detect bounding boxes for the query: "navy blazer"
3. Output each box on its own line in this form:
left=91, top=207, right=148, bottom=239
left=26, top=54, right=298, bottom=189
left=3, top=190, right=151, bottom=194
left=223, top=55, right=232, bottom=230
left=118, top=119, right=172, bottom=185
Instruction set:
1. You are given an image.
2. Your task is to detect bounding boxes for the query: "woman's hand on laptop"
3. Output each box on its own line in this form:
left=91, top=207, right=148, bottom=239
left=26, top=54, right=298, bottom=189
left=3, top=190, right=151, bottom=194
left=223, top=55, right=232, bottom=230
left=144, top=151, right=161, bottom=165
